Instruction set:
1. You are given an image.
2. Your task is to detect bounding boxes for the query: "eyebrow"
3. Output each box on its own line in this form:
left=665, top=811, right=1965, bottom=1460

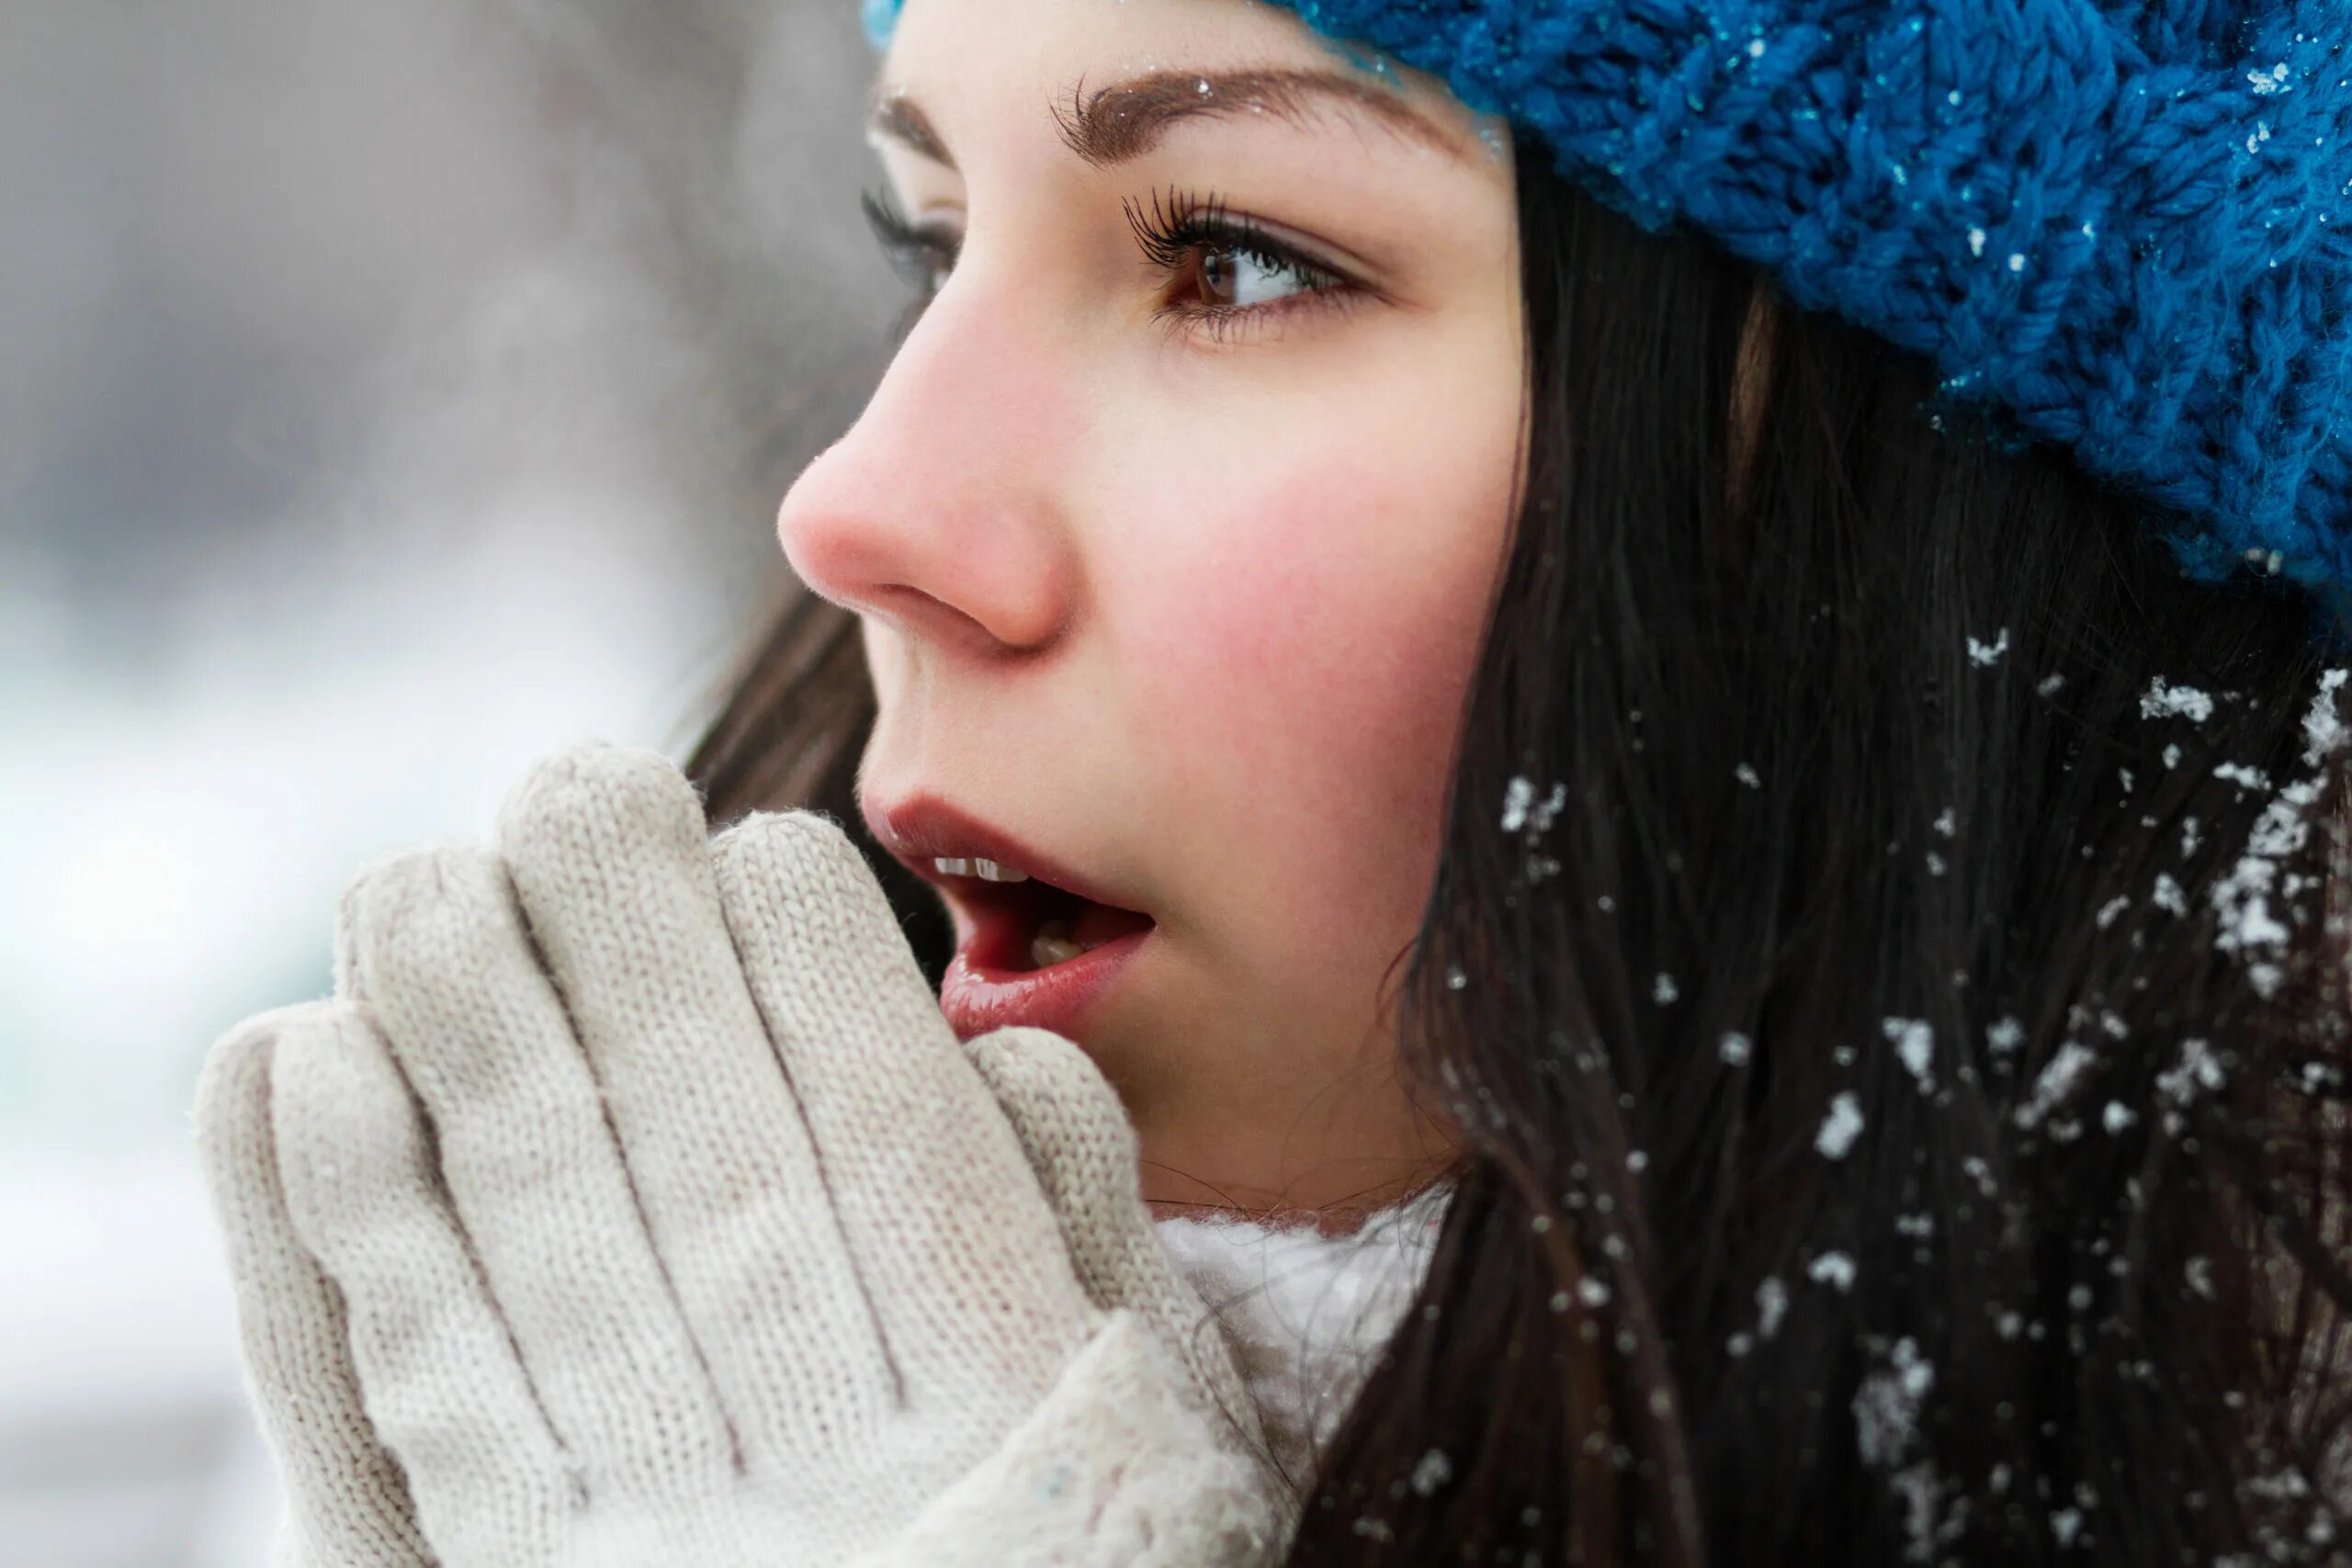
left=866, top=65, right=1471, bottom=174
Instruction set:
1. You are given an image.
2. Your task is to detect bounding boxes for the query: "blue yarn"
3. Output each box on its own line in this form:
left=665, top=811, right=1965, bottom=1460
left=859, top=0, right=2352, bottom=628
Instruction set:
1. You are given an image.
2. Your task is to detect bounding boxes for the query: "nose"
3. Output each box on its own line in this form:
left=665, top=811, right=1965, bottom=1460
left=776, top=278, right=1080, bottom=657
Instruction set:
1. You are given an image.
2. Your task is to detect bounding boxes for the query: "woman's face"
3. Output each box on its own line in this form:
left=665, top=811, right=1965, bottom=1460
left=775, top=0, right=1523, bottom=1223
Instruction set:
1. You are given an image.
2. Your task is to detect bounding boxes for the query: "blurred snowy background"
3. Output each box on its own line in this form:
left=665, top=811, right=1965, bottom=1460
left=1, top=4, right=894, bottom=1562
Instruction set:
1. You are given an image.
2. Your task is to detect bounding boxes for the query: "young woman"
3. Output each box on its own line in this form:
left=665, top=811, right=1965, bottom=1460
left=695, top=0, right=2352, bottom=1559
left=204, top=0, right=2352, bottom=1563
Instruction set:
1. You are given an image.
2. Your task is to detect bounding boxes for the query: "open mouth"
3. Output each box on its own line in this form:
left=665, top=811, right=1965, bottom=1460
left=949, top=874, right=1158, bottom=975
left=860, top=793, right=1161, bottom=1033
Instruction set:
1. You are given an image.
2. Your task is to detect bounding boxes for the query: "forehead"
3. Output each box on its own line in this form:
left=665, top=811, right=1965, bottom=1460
left=874, top=0, right=1492, bottom=166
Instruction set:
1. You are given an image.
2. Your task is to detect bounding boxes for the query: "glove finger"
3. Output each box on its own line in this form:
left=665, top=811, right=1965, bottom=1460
left=337, top=840, right=735, bottom=1501
left=492, top=741, right=888, bottom=1462
left=962, top=1027, right=1261, bottom=1446
left=270, top=1000, right=573, bottom=1564
left=194, top=1005, right=433, bottom=1567
left=710, top=810, right=1091, bottom=1401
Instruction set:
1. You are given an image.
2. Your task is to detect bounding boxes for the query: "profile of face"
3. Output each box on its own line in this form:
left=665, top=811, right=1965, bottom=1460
left=775, top=0, right=1525, bottom=1222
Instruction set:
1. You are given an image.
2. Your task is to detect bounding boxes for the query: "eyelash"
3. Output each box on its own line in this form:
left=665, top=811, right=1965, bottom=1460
left=858, top=185, right=1362, bottom=347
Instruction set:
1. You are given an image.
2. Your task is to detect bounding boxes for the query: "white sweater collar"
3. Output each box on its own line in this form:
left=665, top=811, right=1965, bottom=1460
left=1153, top=1182, right=1453, bottom=1488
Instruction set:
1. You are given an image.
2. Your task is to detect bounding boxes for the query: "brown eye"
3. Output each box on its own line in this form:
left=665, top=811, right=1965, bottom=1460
left=1177, top=243, right=1315, bottom=310
left=1195, top=248, right=1238, bottom=307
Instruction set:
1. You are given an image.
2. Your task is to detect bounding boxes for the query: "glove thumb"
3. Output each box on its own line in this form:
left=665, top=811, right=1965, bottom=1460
left=961, top=1026, right=1268, bottom=1461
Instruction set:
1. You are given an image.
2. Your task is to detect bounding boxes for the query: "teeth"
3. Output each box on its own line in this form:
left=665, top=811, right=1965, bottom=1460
left=933, top=855, right=1031, bottom=883
left=1030, top=919, right=1086, bottom=968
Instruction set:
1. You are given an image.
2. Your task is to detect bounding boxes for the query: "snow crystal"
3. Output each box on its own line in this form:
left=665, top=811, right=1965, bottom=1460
left=2249, top=61, right=2293, bottom=96
left=2163, top=743, right=2182, bottom=769
left=2181, top=816, right=2202, bottom=858
left=2301, top=669, right=2347, bottom=766
left=2101, top=1101, right=2137, bottom=1134
left=2243, top=1468, right=2312, bottom=1503
left=2037, top=672, right=2067, bottom=697
left=2013, top=1042, right=2098, bottom=1131
left=1736, top=762, right=1762, bottom=788
left=2249, top=777, right=2319, bottom=858
left=2213, top=761, right=2272, bottom=792
left=1445, top=964, right=1468, bottom=990
left=1985, top=1016, right=2025, bottom=1055
left=2153, top=1037, right=2225, bottom=1134
left=1965, top=627, right=2008, bottom=666
left=1719, top=1030, right=1753, bottom=1066
left=2152, top=874, right=2188, bottom=915
left=2096, top=896, right=2130, bottom=929
left=2185, top=1255, right=2215, bottom=1299
left=1932, top=808, right=1956, bottom=838
left=1578, top=1275, right=1611, bottom=1307
left=1500, top=776, right=1534, bottom=832
left=2207, top=776, right=2321, bottom=984
left=1756, top=1276, right=1789, bottom=1339
left=1808, top=1251, right=1857, bottom=1291
left=2156, top=1037, right=2224, bottom=1108
left=1883, top=1017, right=1934, bottom=1087
left=1409, top=1448, right=1453, bottom=1495
left=2141, top=678, right=2214, bottom=723
left=1966, top=226, right=1988, bottom=258
left=1962, top=1156, right=1996, bottom=1198
left=2217, top=885, right=2290, bottom=949
left=1653, top=972, right=1679, bottom=1005
left=1853, top=1337, right=1935, bottom=1467
left=1816, top=1092, right=1865, bottom=1158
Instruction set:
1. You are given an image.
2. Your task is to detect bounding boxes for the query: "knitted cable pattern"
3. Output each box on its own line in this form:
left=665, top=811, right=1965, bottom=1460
left=862, top=0, right=2352, bottom=625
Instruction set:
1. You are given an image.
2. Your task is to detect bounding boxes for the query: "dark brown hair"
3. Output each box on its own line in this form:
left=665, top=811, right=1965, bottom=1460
left=688, top=130, right=2352, bottom=1564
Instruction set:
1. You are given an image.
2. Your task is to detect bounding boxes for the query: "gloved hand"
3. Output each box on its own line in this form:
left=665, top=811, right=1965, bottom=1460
left=195, top=740, right=1283, bottom=1567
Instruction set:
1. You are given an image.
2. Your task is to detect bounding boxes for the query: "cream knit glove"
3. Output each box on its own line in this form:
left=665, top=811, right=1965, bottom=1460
left=194, top=740, right=1283, bottom=1567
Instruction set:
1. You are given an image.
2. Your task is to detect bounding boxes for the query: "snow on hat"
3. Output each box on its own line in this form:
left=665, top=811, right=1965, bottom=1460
left=859, top=0, right=2352, bottom=623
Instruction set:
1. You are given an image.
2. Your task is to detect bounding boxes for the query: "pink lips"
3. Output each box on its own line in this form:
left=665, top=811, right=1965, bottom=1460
left=935, top=928, right=1152, bottom=1042
left=862, top=792, right=1157, bottom=1041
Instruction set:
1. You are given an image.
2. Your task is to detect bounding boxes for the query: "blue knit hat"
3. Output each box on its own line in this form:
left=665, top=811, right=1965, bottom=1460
left=861, top=0, right=2352, bottom=622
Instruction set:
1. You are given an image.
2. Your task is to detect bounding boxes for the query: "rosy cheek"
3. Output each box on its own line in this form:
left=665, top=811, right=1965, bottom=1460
left=1133, top=457, right=1502, bottom=960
